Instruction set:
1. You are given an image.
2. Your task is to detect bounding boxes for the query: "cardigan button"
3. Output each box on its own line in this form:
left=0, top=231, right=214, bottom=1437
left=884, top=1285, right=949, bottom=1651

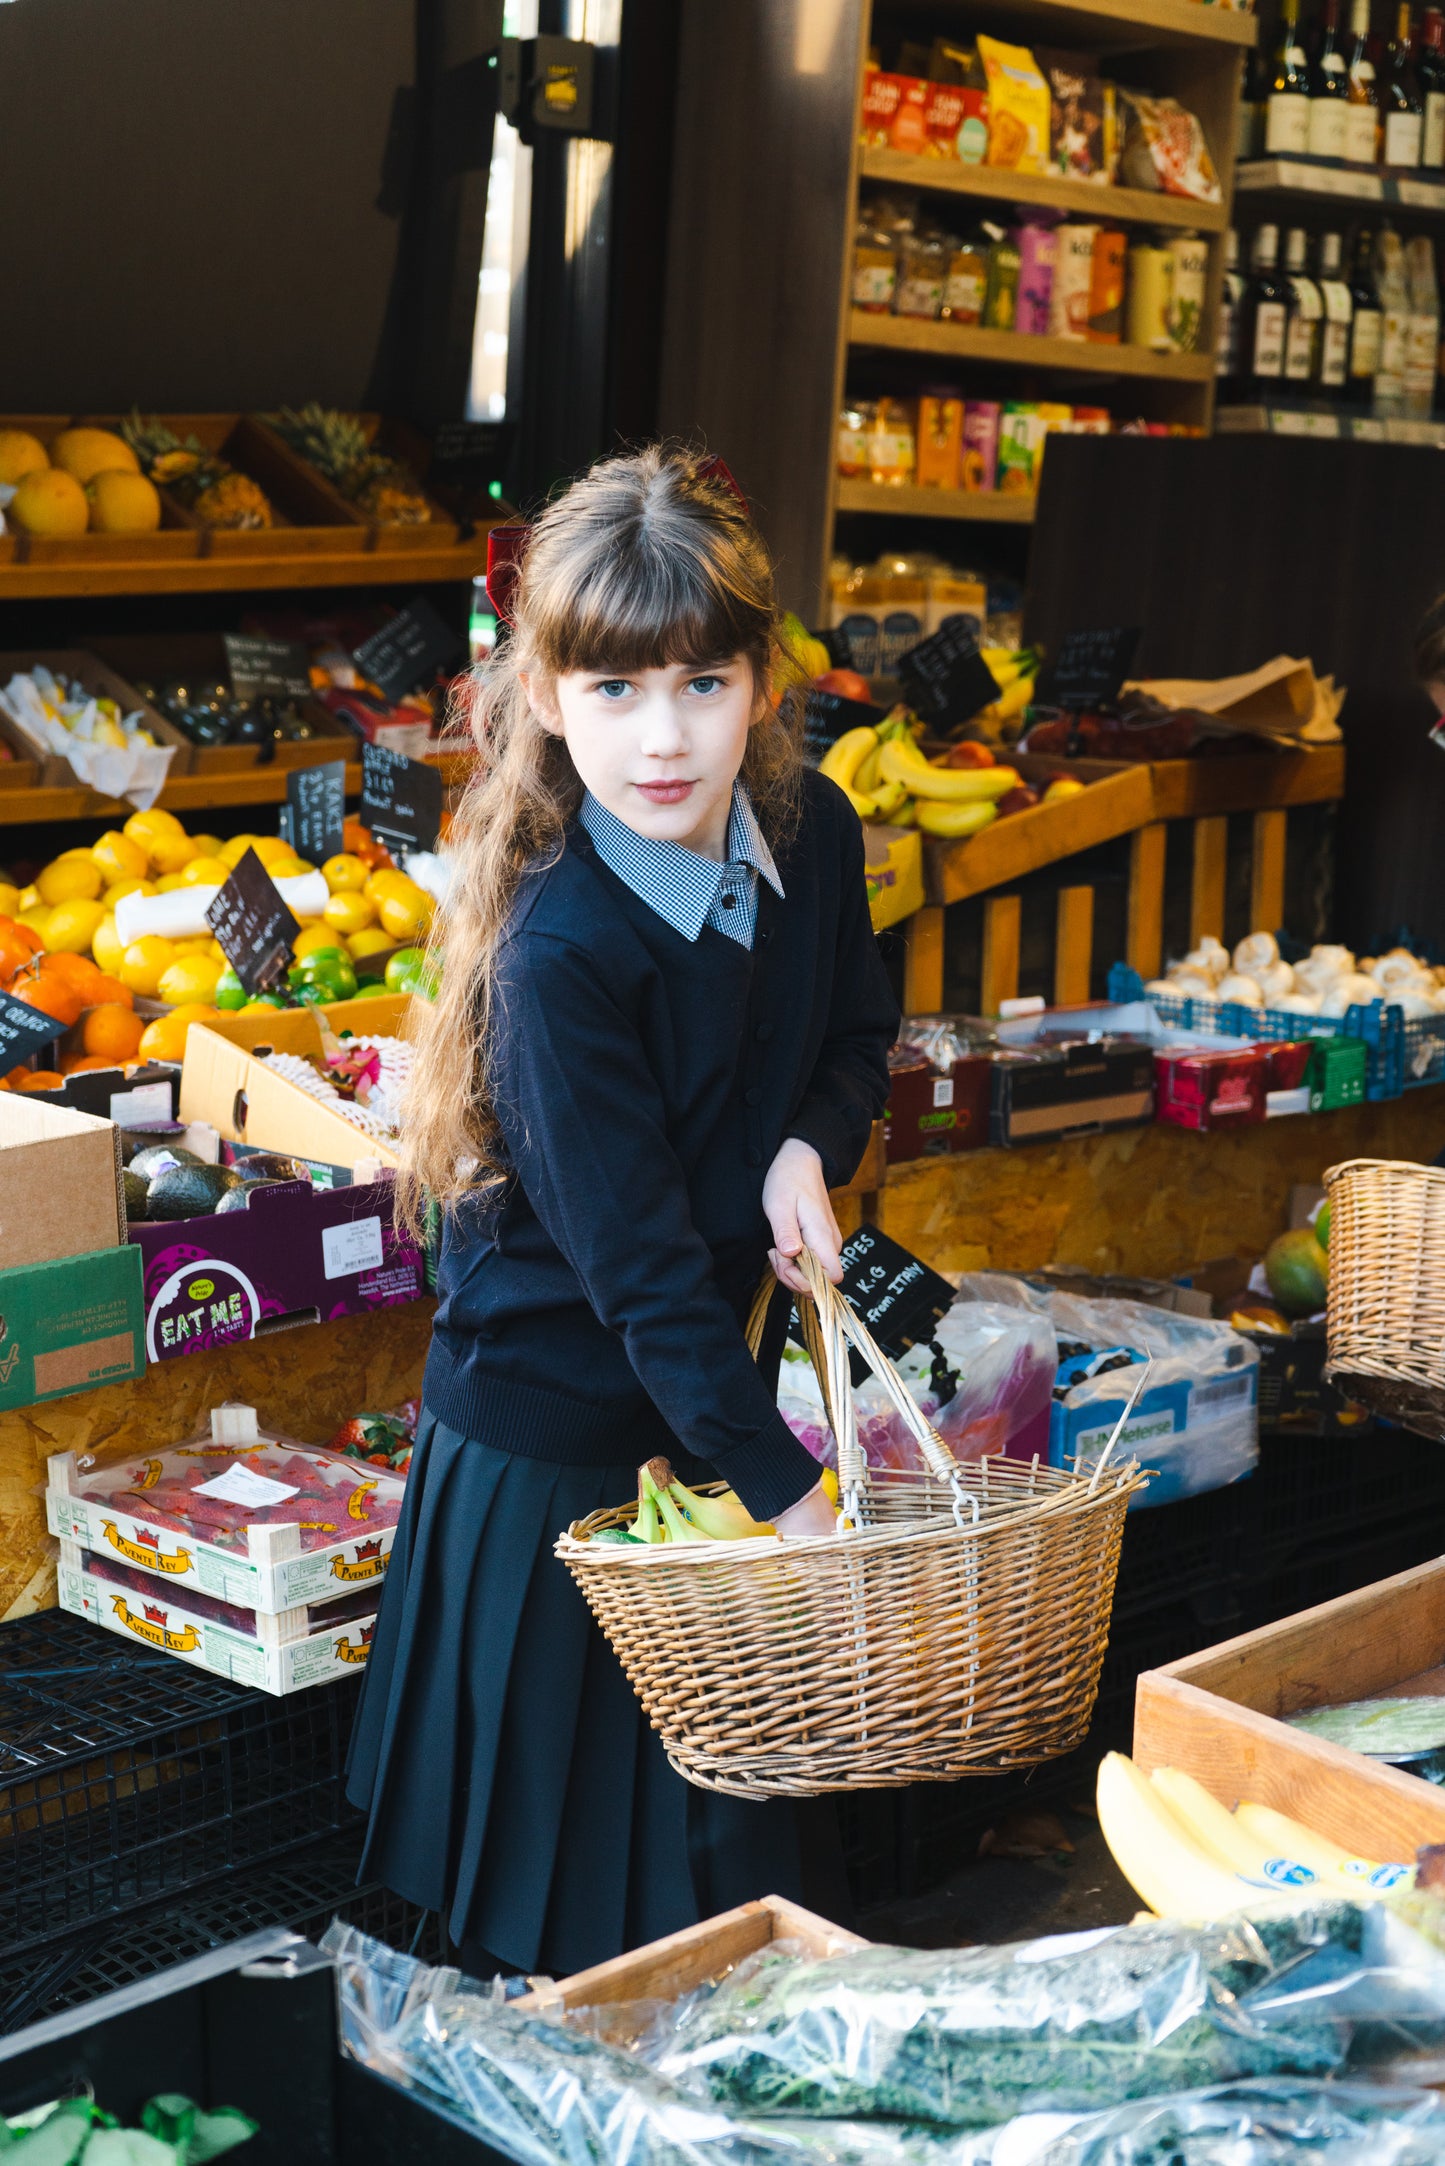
left=744, top=1086, right=762, bottom=1106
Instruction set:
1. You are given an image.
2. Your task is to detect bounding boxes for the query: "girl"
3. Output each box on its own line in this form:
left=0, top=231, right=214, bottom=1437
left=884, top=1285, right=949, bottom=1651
left=348, top=445, right=899, bottom=1979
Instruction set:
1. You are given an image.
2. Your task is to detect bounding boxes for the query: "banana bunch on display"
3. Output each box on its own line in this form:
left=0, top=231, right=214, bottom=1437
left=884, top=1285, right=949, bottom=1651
left=974, top=646, right=1040, bottom=746
left=817, top=711, right=918, bottom=823
left=1097, top=1752, right=1412, bottom=1924
left=819, top=709, right=1022, bottom=839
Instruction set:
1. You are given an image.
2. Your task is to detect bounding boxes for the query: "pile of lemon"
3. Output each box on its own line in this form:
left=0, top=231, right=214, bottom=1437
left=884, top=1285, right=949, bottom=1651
left=3, top=809, right=434, bottom=1063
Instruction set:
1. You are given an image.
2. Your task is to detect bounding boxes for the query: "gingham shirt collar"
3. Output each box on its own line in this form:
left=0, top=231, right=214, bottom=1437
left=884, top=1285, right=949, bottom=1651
left=577, top=783, right=784, bottom=947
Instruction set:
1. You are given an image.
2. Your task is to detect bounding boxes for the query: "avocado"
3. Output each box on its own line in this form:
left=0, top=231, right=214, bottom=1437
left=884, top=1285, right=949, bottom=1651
left=145, top=1163, right=245, bottom=1222
left=232, top=1152, right=310, bottom=1185
left=122, top=1168, right=150, bottom=1223
left=1263, top=1228, right=1329, bottom=1318
left=130, top=1143, right=204, bottom=1182
left=215, top=1179, right=289, bottom=1213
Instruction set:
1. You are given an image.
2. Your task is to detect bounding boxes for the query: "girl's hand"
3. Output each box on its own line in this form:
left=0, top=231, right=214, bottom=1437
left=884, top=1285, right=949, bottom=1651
left=762, top=1137, right=843, bottom=1296
left=773, top=1479, right=838, bottom=1539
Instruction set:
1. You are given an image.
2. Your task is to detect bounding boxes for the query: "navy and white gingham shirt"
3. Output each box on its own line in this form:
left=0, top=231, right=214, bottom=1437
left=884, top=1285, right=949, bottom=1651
left=577, top=784, right=784, bottom=949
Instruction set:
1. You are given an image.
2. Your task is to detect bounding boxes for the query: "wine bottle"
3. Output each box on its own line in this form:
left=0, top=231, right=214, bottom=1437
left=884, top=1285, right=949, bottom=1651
left=1316, top=232, right=1355, bottom=393
left=1404, top=232, right=1439, bottom=414
left=1309, top=0, right=1352, bottom=152
left=1345, top=0, right=1383, bottom=158
left=1267, top=0, right=1314, bottom=152
left=1374, top=225, right=1410, bottom=412
left=1345, top=226, right=1384, bottom=401
left=1238, top=46, right=1266, bottom=160
left=1245, top=224, right=1292, bottom=396
left=1284, top=226, right=1325, bottom=382
left=1383, top=0, right=1424, bottom=166
left=1418, top=5, right=1445, bottom=162
left=1217, top=228, right=1245, bottom=396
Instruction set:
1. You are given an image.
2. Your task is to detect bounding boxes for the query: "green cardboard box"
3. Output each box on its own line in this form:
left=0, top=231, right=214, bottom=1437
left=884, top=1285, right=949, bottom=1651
left=0, top=1245, right=144, bottom=1410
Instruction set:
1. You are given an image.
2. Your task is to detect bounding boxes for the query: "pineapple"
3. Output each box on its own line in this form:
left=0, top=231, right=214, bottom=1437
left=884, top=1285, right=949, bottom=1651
left=122, top=413, right=272, bottom=530
left=268, top=403, right=431, bottom=526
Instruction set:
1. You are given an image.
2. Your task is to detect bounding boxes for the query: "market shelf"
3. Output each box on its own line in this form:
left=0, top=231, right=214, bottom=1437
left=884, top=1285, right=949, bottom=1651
left=835, top=480, right=1037, bottom=522
left=0, top=764, right=362, bottom=826
left=1235, top=157, right=1445, bottom=208
left=877, top=0, right=1257, bottom=49
left=0, top=532, right=490, bottom=602
left=849, top=310, right=1216, bottom=380
left=1217, top=403, right=1445, bottom=445
left=860, top=147, right=1229, bottom=231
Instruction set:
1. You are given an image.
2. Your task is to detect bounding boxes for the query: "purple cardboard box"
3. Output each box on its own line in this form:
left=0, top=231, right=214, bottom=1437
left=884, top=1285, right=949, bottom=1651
left=130, top=1176, right=425, bottom=1363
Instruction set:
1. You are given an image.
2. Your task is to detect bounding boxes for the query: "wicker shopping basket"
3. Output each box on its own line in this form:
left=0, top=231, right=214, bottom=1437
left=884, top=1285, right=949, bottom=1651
left=556, top=1251, right=1147, bottom=1797
left=1325, top=1156, right=1445, bottom=1438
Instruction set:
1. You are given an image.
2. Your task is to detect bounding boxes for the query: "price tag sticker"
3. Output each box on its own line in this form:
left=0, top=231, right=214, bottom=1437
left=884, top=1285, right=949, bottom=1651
left=360, top=741, right=444, bottom=854
left=223, top=634, right=313, bottom=703
left=1035, top=626, right=1141, bottom=712
left=194, top=1462, right=300, bottom=1509
left=286, top=760, right=348, bottom=868
left=206, top=848, right=300, bottom=995
left=803, top=688, right=881, bottom=767
left=353, top=598, right=467, bottom=703
left=321, top=1216, right=385, bottom=1280
left=0, top=990, right=63, bottom=1066
left=899, top=624, right=1001, bottom=730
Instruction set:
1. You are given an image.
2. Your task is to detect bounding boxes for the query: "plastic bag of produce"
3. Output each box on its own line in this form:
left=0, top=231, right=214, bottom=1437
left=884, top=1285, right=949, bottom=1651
left=946, top=2079, right=1445, bottom=2164
left=956, top=1274, right=1258, bottom=1507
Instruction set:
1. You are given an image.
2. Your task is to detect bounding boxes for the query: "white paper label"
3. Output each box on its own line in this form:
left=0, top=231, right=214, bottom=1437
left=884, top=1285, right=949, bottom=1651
left=1343, top=98, right=1380, bottom=164
left=321, top=1215, right=385, bottom=1280
left=1253, top=300, right=1288, bottom=376
left=1426, top=89, right=1445, bottom=164
left=1351, top=306, right=1383, bottom=376
left=1386, top=109, right=1423, bottom=166
left=194, top=1462, right=300, bottom=1509
left=109, top=1083, right=172, bottom=1126
left=1266, top=91, right=1311, bottom=154
left=1308, top=97, right=1349, bottom=159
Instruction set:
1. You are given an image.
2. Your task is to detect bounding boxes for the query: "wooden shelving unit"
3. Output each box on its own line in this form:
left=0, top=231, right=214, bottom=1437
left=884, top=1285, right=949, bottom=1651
left=0, top=533, right=490, bottom=603
left=1235, top=158, right=1445, bottom=210
left=850, top=309, right=1217, bottom=380
left=861, top=146, right=1230, bottom=230
left=836, top=479, right=1037, bottom=520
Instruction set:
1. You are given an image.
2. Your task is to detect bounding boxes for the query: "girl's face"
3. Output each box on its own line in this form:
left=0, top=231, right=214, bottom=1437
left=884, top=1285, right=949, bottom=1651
left=533, top=657, right=757, bottom=860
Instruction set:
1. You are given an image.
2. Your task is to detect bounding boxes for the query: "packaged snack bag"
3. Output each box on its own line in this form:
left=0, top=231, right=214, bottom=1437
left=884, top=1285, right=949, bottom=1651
left=861, top=68, right=930, bottom=152
left=960, top=402, right=1001, bottom=491
left=1038, top=49, right=1106, bottom=176
left=978, top=36, right=1052, bottom=172
left=1118, top=89, right=1223, bottom=203
left=1015, top=220, right=1058, bottom=333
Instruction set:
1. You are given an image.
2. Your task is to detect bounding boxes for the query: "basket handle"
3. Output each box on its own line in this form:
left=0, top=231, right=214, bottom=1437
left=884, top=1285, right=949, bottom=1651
left=746, top=1250, right=961, bottom=1515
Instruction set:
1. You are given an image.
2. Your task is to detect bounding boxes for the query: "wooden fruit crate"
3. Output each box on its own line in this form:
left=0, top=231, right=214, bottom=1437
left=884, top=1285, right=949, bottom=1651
left=0, top=415, right=197, bottom=568
left=81, top=414, right=368, bottom=563
left=245, top=413, right=458, bottom=550
left=0, top=650, right=191, bottom=783
left=91, top=631, right=355, bottom=778
left=519, top=1894, right=865, bottom=2012
left=1134, top=1555, right=1445, bottom=1864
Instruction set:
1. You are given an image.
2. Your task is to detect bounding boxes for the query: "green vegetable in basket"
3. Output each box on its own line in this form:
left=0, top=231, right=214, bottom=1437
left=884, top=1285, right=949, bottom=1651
left=1289, top=1696, right=1445, bottom=1757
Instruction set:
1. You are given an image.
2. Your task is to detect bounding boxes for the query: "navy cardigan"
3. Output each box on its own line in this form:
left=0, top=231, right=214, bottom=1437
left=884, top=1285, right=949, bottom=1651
left=425, top=770, right=900, bottom=1520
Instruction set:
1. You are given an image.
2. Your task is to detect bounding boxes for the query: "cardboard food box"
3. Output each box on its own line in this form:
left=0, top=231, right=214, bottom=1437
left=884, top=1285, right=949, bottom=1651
left=131, top=1170, right=425, bottom=1363
left=178, top=1021, right=402, bottom=1172
left=864, top=826, right=925, bottom=932
left=46, top=1402, right=406, bottom=1613
left=1154, top=1046, right=1268, bottom=1132
left=57, top=1538, right=377, bottom=1695
left=0, top=1244, right=144, bottom=1409
left=0, top=1097, right=124, bottom=1269
left=198, top=992, right=411, bottom=1053
left=885, top=1051, right=992, bottom=1162
left=990, top=1037, right=1155, bottom=1146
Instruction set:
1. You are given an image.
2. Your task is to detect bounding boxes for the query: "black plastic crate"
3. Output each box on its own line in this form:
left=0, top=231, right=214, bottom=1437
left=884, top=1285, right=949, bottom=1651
left=1239, top=1514, right=1445, bottom=1634
left=837, top=1787, right=903, bottom=1914
left=1238, top=1427, right=1445, bottom=1575
left=1092, top=1598, right=1225, bottom=1740
left=0, top=1611, right=360, bottom=1963
left=0, top=1825, right=441, bottom=2037
left=1111, top=1484, right=1250, bottom=1625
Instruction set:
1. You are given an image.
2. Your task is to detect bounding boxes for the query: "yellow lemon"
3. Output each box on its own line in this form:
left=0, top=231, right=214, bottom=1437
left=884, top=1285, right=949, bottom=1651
left=44, top=898, right=108, bottom=954
left=17, top=885, right=40, bottom=912
left=293, top=923, right=344, bottom=959
left=207, top=939, right=227, bottom=964
left=324, top=892, right=376, bottom=937
left=92, top=915, right=126, bottom=975
left=188, top=835, right=223, bottom=861
left=50, top=427, right=139, bottom=485
left=56, top=846, right=102, bottom=864
left=155, top=872, right=191, bottom=893
left=170, top=935, right=215, bottom=953
left=379, top=888, right=434, bottom=942
left=181, top=856, right=230, bottom=887
left=265, top=858, right=310, bottom=882
left=0, top=430, right=48, bottom=488
left=322, top=853, right=368, bottom=894
left=137, top=1016, right=189, bottom=1064
left=18, top=907, right=52, bottom=940
left=167, top=1003, right=220, bottom=1026
left=122, top=808, right=181, bottom=847
left=37, top=857, right=103, bottom=907
left=119, top=936, right=177, bottom=998
left=219, top=833, right=263, bottom=870
left=238, top=999, right=286, bottom=1017
left=347, top=926, right=395, bottom=960
left=158, top=955, right=223, bottom=1007
left=0, top=883, right=21, bottom=918
left=91, top=831, right=149, bottom=885
left=148, top=830, right=198, bottom=876
left=363, top=868, right=412, bottom=904
left=248, top=836, right=296, bottom=870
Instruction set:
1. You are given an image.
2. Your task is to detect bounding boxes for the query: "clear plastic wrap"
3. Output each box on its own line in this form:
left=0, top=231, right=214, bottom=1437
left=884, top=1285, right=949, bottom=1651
left=949, top=2079, right=1445, bottom=2164
left=650, top=1908, right=1445, bottom=2128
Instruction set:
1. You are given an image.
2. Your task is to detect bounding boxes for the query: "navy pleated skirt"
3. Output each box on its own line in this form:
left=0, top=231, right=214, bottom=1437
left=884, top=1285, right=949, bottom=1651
left=345, top=1410, right=816, bottom=1978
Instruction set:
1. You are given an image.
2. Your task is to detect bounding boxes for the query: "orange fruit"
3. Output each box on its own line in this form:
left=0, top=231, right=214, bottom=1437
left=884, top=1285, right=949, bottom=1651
left=136, top=1016, right=191, bottom=1063
left=63, top=1053, right=125, bottom=1075
left=88, top=973, right=134, bottom=1010
left=39, top=952, right=104, bottom=998
left=82, top=1005, right=145, bottom=1063
left=11, top=973, right=82, bottom=1028
left=14, top=1070, right=64, bottom=1092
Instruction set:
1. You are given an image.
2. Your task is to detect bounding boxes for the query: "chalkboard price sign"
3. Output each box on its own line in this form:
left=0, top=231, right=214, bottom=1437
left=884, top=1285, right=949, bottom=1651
left=1035, top=626, right=1141, bottom=711
left=360, top=741, right=444, bottom=854
left=286, top=760, right=347, bottom=869
left=223, top=634, right=312, bottom=703
left=803, top=687, right=880, bottom=767
left=787, top=1223, right=955, bottom=1372
left=430, top=419, right=511, bottom=487
left=0, top=990, right=63, bottom=1066
left=353, top=599, right=467, bottom=703
left=899, top=622, right=1000, bottom=730
left=206, top=849, right=301, bottom=995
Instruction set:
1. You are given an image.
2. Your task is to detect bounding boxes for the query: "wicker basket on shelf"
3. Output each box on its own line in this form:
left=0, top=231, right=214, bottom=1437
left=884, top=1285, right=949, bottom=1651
left=555, top=1250, right=1147, bottom=1798
left=1325, top=1157, right=1445, bottom=1440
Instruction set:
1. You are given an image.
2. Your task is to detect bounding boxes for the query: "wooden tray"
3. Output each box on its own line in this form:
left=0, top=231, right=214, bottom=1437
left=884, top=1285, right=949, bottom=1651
left=0, top=415, right=199, bottom=566
left=91, top=631, right=356, bottom=779
left=0, top=649, right=191, bottom=784
left=518, top=1894, right=865, bottom=2011
left=245, top=413, right=459, bottom=550
left=1134, top=1555, right=1445, bottom=1863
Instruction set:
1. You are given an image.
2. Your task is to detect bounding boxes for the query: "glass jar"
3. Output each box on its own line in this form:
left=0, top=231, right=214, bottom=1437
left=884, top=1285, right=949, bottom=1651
left=852, top=215, right=897, bottom=314
left=837, top=401, right=873, bottom=478
left=894, top=231, right=949, bottom=319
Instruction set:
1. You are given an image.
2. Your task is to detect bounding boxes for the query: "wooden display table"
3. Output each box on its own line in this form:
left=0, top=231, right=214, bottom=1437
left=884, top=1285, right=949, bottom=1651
left=0, top=1300, right=434, bottom=1624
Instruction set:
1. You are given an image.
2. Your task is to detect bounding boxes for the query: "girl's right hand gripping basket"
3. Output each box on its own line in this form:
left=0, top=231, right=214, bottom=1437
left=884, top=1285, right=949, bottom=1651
left=555, top=1251, right=1147, bottom=1797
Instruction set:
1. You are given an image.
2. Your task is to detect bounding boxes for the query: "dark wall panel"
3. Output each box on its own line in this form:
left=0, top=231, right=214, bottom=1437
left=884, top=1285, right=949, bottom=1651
left=0, top=0, right=416, bottom=412
left=1025, top=434, right=1445, bottom=955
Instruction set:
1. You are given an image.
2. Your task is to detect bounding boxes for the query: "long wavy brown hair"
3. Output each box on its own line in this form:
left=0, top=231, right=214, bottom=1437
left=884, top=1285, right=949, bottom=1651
left=397, top=443, right=805, bottom=1232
